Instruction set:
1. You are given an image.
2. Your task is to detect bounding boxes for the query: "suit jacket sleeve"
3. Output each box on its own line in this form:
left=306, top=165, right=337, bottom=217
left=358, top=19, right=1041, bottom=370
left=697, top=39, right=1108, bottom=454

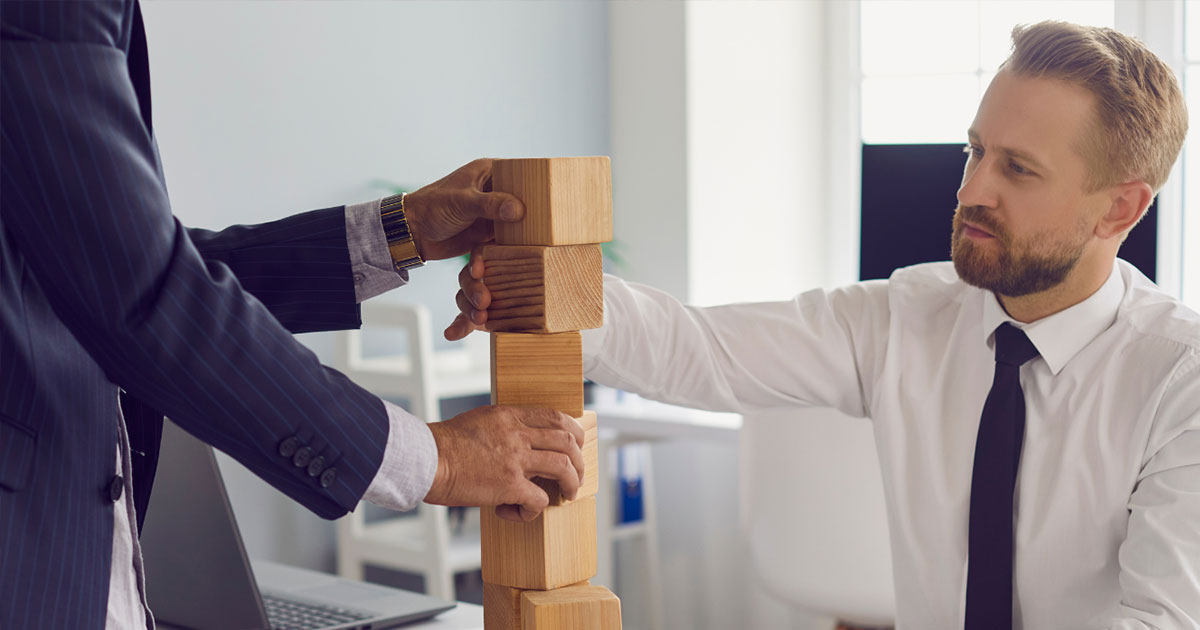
left=186, top=209, right=363, bottom=335
left=0, top=3, right=387, bottom=519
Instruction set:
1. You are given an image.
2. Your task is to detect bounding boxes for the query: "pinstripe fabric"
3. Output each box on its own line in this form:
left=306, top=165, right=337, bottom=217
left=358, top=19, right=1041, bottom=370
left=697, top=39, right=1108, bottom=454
left=1, top=2, right=390, bottom=628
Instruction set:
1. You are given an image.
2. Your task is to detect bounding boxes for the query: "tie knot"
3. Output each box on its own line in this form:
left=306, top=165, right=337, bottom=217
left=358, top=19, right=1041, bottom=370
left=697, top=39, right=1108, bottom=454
left=993, top=322, right=1039, bottom=367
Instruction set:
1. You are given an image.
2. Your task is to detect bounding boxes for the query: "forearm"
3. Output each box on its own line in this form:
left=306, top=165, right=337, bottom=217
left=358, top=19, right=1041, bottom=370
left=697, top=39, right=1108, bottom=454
left=583, top=274, right=880, bottom=417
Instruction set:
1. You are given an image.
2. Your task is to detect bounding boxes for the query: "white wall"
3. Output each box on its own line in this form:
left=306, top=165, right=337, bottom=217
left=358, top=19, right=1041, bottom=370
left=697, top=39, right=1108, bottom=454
left=142, top=0, right=609, bottom=573
left=608, top=2, right=691, bottom=301
left=685, top=1, right=828, bottom=305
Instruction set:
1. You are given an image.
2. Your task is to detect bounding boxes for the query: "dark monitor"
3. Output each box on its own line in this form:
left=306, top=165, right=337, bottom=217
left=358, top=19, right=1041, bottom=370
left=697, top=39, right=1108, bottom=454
left=859, top=143, right=1157, bottom=282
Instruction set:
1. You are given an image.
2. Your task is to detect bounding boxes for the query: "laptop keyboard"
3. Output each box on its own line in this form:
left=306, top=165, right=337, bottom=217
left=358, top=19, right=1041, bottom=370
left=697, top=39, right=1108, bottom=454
left=263, top=593, right=372, bottom=630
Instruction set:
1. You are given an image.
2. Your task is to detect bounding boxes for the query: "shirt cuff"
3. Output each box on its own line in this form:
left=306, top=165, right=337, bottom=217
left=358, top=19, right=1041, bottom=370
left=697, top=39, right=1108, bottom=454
left=362, top=399, right=438, bottom=511
left=345, top=198, right=409, bottom=303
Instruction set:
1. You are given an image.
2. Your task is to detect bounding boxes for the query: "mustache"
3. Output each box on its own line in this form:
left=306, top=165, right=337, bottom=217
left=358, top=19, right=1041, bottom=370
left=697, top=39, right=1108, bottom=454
left=955, top=205, right=1007, bottom=240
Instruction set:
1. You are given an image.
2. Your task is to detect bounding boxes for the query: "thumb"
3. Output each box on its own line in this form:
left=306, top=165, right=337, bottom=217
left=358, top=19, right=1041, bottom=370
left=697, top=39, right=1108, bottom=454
left=471, top=191, right=525, bottom=223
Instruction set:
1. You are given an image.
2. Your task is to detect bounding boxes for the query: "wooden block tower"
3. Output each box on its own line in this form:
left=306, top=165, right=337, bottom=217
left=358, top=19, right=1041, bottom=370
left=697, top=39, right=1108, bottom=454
left=483, top=157, right=622, bottom=630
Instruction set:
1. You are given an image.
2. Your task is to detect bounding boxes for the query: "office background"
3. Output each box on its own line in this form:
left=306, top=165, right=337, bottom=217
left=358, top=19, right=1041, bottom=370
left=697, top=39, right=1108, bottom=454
left=142, top=2, right=1199, bottom=628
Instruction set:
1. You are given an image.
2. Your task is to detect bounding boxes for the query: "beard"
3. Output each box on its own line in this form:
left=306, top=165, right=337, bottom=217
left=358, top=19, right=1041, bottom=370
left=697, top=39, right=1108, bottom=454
left=950, top=205, right=1088, bottom=297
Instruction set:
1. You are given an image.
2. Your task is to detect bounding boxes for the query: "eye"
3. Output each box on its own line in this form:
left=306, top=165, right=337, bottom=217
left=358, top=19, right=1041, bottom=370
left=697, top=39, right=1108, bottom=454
left=963, top=144, right=983, bottom=160
left=1009, top=160, right=1032, bottom=176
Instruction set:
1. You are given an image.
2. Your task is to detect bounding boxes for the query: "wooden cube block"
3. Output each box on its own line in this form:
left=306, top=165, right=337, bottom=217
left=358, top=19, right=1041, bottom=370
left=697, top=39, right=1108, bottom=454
left=483, top=580, right=590, bottom=630
left=491, top=332, right=583, bottom=418
left=481, top=496, right=597, bottom=589
left=482, top=244, right=603, bottom=333
left=493, top=157, right=613, bottom=246
left=532, top=411, right=598, bottom=506
left=521, top=585, right=622, bottom=630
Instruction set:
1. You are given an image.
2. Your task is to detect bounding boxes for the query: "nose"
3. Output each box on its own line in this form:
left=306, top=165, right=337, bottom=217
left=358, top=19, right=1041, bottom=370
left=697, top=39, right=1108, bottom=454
left=957, top=156, right=998, bottom=210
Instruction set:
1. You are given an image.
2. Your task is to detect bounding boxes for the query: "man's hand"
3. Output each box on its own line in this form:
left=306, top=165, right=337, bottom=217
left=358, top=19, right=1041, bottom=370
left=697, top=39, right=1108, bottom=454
left=444, top=247, right=491, bottom=341
left=403, top=159, right=525, bottom=261
left=424, top=405, right=585, bottom=522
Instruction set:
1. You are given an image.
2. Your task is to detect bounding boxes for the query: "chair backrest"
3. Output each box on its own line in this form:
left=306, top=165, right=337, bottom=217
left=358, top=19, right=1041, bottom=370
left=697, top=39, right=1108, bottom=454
left=331, top=301, right=439, bottom=422
left=738, top=406, right=895, bottom=625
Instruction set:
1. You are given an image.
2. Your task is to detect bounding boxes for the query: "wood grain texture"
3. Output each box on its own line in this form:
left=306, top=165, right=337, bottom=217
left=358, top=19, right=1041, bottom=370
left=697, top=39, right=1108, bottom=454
left=532, top=411, right=598, bottom=506
left=483, top=581, right=591, bottom=630
left=493, top=157, right=613, bottom=246
left=481, top=497, right=597, bottom=590
left=520, top=585, right=622, bottom=630
left=482, top=244, right=603, bottom=333
left=490, top=332, right=584, bottom=418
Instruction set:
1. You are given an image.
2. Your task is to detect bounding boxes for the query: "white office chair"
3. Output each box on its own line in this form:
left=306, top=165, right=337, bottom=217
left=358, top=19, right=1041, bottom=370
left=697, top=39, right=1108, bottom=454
left=739, top=406, right=896, bottom=628
left=331, top=301, right=486, bottom=600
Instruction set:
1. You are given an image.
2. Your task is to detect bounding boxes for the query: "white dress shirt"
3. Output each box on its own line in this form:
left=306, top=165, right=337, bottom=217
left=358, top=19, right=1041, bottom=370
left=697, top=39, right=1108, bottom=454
left=105, top=198, right=438, bottom=629
left=582, top=260, right=1200, bottom=629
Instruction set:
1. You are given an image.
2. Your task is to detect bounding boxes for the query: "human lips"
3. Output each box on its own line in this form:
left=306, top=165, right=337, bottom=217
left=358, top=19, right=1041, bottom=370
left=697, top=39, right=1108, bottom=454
left=963, top=221, right=996, bottom=240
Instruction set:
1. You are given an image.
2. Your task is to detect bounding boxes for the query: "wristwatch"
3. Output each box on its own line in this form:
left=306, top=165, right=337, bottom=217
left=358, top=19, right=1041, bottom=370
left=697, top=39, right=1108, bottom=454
left=380, top=193, right=425, bottom=272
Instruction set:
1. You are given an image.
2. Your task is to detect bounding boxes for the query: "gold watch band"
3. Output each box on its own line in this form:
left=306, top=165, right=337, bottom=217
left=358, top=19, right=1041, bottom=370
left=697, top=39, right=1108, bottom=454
left=380, top=193, right=425, bottom=272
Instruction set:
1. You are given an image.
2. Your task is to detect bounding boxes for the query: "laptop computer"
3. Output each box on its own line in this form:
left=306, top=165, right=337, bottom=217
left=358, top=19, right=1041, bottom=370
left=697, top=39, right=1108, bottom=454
left=141, top=419, right=456, bottom=630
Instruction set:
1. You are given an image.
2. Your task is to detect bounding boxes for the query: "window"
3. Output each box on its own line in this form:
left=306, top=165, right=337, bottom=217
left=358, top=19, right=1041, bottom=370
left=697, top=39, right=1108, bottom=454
left=860, top=1, right=1115, bottom=144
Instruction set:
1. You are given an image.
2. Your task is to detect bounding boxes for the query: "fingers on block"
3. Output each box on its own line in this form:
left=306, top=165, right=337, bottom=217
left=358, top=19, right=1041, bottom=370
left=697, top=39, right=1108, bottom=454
left=490, top=332, right=584, bottom=418
left=533, top=411, right=598, bottom=506
left=482, top=244, right=603, bottom=333
left=492, top=157, right=613, bottom=247
left=481, top=497, right=597, bottom=590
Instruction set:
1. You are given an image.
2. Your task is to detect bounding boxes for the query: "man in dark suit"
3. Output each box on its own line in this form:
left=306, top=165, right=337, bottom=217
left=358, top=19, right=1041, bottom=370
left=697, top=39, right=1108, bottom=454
left=0, top=2, right=586, bottom=628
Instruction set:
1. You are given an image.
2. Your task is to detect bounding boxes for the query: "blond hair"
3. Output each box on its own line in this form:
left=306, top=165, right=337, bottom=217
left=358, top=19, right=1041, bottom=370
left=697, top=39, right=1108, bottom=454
left=1000, top=21, right=1187, bottom=192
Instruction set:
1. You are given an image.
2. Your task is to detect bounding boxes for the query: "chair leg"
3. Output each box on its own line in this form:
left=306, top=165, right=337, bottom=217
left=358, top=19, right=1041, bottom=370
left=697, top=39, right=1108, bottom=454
left=425, top=568, right=455, bottom=601
left=337, top=552, right=365, bottom=581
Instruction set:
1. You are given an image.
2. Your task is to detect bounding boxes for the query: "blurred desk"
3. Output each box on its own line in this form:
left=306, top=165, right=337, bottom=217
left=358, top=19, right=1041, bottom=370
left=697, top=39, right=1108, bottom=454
left=589, top=386, right=742, bottom=443
left=404, top=602, right=482, bottom=629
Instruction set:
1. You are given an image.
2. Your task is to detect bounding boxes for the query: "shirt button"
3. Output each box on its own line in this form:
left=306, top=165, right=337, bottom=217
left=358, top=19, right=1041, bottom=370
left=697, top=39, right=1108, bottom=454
left=353, top=272, right=365, bottom=283
left=107, top=475, right=124, bottom=502
left=278, top=436, right=300, bottom=458
left=319, top=468, right=337, bottom=488
left=306, top=456, right=326, bottom=478
left=292, top=447, right=313, bottom=468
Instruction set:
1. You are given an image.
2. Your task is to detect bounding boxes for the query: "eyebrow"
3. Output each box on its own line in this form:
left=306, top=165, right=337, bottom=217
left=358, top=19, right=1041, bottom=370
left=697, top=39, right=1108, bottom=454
left=967, top=128, right=1049, bottom=172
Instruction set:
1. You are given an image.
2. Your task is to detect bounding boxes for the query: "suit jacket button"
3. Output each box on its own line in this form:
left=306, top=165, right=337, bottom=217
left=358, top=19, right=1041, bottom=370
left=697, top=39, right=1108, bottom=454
left=108, top=475, right=124, bottom=502
left=292, top=447, right=313, bottom=468
left=306, top=456, right=326, bottom=478
left=319, top=468, right=337, bottom=488
left=278, top=436, right=300, bottom=458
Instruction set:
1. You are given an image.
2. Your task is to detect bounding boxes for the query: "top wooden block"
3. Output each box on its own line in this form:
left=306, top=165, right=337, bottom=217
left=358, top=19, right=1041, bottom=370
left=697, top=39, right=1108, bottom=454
left=493, top=157, right=613, bottom=246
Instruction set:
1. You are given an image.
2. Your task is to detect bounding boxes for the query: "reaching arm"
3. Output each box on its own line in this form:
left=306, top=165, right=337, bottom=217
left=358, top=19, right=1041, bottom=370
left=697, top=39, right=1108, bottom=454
left=579, top=274, right=892, bottom=417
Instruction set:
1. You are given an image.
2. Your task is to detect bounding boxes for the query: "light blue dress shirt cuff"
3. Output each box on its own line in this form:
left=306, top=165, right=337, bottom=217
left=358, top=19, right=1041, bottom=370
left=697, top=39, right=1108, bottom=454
left=345, top=198, right=408, bottom=303
left=362, top=399, right=438, bottom=512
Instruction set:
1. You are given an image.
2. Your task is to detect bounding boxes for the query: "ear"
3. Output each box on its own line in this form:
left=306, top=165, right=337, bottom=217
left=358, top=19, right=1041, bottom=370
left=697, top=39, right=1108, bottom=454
left=1095, top=180, right=1153, bottom=240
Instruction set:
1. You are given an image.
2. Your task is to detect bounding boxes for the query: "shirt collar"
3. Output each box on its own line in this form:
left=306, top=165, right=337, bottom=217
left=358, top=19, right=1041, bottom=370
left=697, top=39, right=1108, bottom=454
left=980, top=261, right=1124, bottom=375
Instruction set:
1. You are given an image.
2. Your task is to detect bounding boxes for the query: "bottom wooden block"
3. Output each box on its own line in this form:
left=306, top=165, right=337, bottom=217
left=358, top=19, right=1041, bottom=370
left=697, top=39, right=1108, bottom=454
left=483, top=581, right=590, bottom=630
left=481, top=496, right=597, bottom=589
left=521, top=585, right=622, bottom=630
left=532, top=411, right=598, bottom=506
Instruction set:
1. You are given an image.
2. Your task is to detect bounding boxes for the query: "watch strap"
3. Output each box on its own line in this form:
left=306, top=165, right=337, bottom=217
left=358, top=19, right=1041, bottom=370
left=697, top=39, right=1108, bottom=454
left=380, top=193, right=425, bottom=272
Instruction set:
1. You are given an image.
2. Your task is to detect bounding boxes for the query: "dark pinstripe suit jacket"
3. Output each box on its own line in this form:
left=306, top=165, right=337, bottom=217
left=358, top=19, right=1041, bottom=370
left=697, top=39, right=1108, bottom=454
left=1, top=2, right=391, bottom=627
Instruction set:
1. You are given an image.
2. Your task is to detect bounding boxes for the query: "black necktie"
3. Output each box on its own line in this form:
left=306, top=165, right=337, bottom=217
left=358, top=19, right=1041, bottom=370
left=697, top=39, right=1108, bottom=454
left=965, top=322, right=1039, bottom=629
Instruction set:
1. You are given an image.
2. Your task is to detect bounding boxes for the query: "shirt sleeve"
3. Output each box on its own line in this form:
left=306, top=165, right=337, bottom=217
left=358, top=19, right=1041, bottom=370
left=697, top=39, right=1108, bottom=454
left=582, top=274, right=891, bottom=418
left=344, top=198, right=408, bottom=303
left=361, top=399, right=438, bottom=512
left=1108, top=354, right=1200, bottom=629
